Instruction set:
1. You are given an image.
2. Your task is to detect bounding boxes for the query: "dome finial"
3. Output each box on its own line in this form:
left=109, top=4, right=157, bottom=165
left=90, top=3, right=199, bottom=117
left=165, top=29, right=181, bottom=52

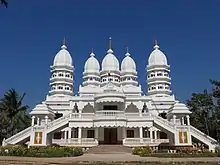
left=107, top=37, right=113, bottom=54
left=61, top=37, right=67, bottom=49
left=154, top=40, right=159, bottom=49
left=125, top=46, right=130, bottom=56
left=109, top=37, right=112, bottom=49
left=90, top=48, right=95, bottom=57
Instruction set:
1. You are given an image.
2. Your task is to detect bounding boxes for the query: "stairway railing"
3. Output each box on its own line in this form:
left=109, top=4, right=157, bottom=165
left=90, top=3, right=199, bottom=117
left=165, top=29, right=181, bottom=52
left=190, top=126, right=218, bottom=145
left=4, top=126, right=32, bottom=144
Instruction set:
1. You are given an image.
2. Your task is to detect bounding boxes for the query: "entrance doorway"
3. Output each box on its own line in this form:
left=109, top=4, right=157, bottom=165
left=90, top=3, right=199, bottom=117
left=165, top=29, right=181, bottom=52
left=104, top=128, right=117, bottom=144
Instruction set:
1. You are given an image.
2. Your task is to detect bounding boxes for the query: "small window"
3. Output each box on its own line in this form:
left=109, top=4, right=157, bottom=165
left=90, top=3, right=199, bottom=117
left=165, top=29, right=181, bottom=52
left=127, top=130, right=134, bottom=138
left=58, top=86, right=63, bottom=89
left=158, top=86, right=163, bottom=89
left=157, top=73, right=162, bottom=76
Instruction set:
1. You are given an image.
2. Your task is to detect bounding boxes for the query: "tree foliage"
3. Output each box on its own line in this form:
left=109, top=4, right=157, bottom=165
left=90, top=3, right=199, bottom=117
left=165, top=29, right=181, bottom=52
left=0, top=89, right=31, bottom=142
left=1, top=0, right=8, bottom=8
left=187, top=80, right=220, bottom=142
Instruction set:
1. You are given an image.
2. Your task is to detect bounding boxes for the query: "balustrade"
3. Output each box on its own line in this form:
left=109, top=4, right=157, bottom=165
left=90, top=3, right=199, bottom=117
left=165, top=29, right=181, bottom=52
left=52, top=138, right=98, bottom=146
left=123, top=138, right=169, bottom=146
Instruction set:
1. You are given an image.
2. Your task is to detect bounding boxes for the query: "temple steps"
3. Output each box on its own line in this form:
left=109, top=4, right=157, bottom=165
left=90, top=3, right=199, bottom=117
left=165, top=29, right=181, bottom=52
left=86, top=145, right=132, bottom=154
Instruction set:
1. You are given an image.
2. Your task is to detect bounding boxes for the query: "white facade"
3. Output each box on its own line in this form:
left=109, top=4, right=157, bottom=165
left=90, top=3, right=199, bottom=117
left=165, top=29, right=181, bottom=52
left=2, top=39, right=218, bottom=151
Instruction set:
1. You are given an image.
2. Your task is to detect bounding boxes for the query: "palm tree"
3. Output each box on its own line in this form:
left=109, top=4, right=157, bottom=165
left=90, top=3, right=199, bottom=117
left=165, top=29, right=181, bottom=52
left=0, top=88, right=30, bottom=140
left=1, top=0, right=8, bottom=8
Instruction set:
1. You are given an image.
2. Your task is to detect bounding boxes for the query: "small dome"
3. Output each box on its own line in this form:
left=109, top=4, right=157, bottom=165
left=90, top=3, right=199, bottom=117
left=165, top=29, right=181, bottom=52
left=121, top=52, right=136, bottom=72
left=148, top=43, right=168, bottom=66
left=101, top=49, right=119, bottom=72
left=53, top=44, right=73, bottom=66
left=84, top=51, right=100, bottom=73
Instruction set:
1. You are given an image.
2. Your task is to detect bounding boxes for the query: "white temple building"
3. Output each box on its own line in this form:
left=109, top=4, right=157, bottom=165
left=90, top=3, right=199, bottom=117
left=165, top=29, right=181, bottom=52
left=2, top=38, right=218, bottom=151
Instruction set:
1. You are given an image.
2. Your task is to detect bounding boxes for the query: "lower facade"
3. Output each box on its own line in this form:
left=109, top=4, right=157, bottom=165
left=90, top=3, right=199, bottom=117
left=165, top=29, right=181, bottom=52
left=51, top=127, right=169, bottom=147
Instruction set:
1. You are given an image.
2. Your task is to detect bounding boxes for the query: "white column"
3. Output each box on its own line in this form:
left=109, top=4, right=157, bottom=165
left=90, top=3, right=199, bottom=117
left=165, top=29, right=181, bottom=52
left=95, top=128, right=99, bottom=139
left=139, top=127, right=143, bottom=143
left=154, top=130, right=157, bottom=139
left=150, top=128, right=153, bottom=143
left=64, top=130, right=67, bottom=139
left=186, top=115, right=190, bottom=125
left=122, top=127, right=126, bottom=139
left=37, top=117, right=40, bottom=125
left=45, top=116, right=48, bottom=125
left=173, top=115, right=176, bottom=125
left=78, top=127, right=82, bottom=142
left=68, top=128, right=72, bottom=139
left=31, top=116, right=35, bottom=126
left=157, top=131, right=160, bottom=139
left=181, top=117, right=185, bottom=125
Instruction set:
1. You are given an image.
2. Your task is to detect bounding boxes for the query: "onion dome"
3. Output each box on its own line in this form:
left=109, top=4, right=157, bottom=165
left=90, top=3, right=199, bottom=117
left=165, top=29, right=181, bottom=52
left=84, top=49, right=100, bottom=73
left=53, top=39, right=72, bottom=66
left=101, top=37, right=119, bottom=72
left=121, top=47, right=136, bottom=73
left=148, top=41, right=168, bottom=66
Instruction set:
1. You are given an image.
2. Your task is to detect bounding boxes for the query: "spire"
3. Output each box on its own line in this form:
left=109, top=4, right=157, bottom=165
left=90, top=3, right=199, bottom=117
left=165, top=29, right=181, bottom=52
left=107, top=37, right=113, bottom=54
left=153, top=40, right=159, bottom=49
left=125, top=46, right=130, bottom=56
left=90, top=48, right=95, bottom=57
left=61, top=37, right=67, bottom=49
left=109, top=37, right=112, bottom=49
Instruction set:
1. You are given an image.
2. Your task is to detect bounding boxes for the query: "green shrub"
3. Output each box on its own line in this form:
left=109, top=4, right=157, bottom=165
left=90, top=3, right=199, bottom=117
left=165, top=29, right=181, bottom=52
left=139, top=146, right=152, bottom=157
left=215, top=146, right=220, bottom=153
left=132, top=147, right=142, bottom=155
left=0, top=145, right=83, bottom=157
left=132, top=146, right=152, bottom=156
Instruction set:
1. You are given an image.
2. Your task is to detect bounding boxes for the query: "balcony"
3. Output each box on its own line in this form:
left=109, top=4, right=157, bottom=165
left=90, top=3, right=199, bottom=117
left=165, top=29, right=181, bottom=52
left=68, top=111, right=153, bottom=121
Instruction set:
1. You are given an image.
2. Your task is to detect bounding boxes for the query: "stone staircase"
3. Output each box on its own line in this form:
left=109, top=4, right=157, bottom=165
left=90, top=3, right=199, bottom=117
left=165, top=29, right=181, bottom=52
left=86, top=145, right=132, bottom=154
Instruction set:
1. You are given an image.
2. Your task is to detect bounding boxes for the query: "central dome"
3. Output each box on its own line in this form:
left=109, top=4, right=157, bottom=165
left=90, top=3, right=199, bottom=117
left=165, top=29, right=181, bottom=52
left=101, top=49, right=119, bottom=72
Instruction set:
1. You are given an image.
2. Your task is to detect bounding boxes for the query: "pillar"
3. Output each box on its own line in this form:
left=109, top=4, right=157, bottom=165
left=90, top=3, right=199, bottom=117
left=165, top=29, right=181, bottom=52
left=95, top=127, right=99, bottom=139
left=37, top=117, right=40, bottom=125
left=78, top=127, right=82, bottom=143
left=139, top=127, right=143, bottom=143
left=186, top=115, right=190, bottom=125
left=181, top=117, right=185, bottom=125
left=154, top=130, right=157, bottom=139
left=173, top=115, right=176, bottom=125
left=31, top=116, right=35, bottom=126
left=45, top=116, right=48, bottom=125
left=64, top=130, right=67, bottom=140
left=122, top=127, right=126, bottom=139
left=68, top=128, right=72, bottom=139
left=150, top=128, right=153, bottom=143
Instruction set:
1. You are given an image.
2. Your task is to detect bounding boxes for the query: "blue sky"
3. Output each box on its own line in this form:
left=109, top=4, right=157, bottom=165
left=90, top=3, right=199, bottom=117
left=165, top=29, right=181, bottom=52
left=0, top=0, right=220, bottom=109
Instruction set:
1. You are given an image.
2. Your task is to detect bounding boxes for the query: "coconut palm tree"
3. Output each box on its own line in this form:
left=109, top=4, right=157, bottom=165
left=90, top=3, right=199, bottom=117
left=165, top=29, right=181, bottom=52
left=0, top=88, right=30, bottom=141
